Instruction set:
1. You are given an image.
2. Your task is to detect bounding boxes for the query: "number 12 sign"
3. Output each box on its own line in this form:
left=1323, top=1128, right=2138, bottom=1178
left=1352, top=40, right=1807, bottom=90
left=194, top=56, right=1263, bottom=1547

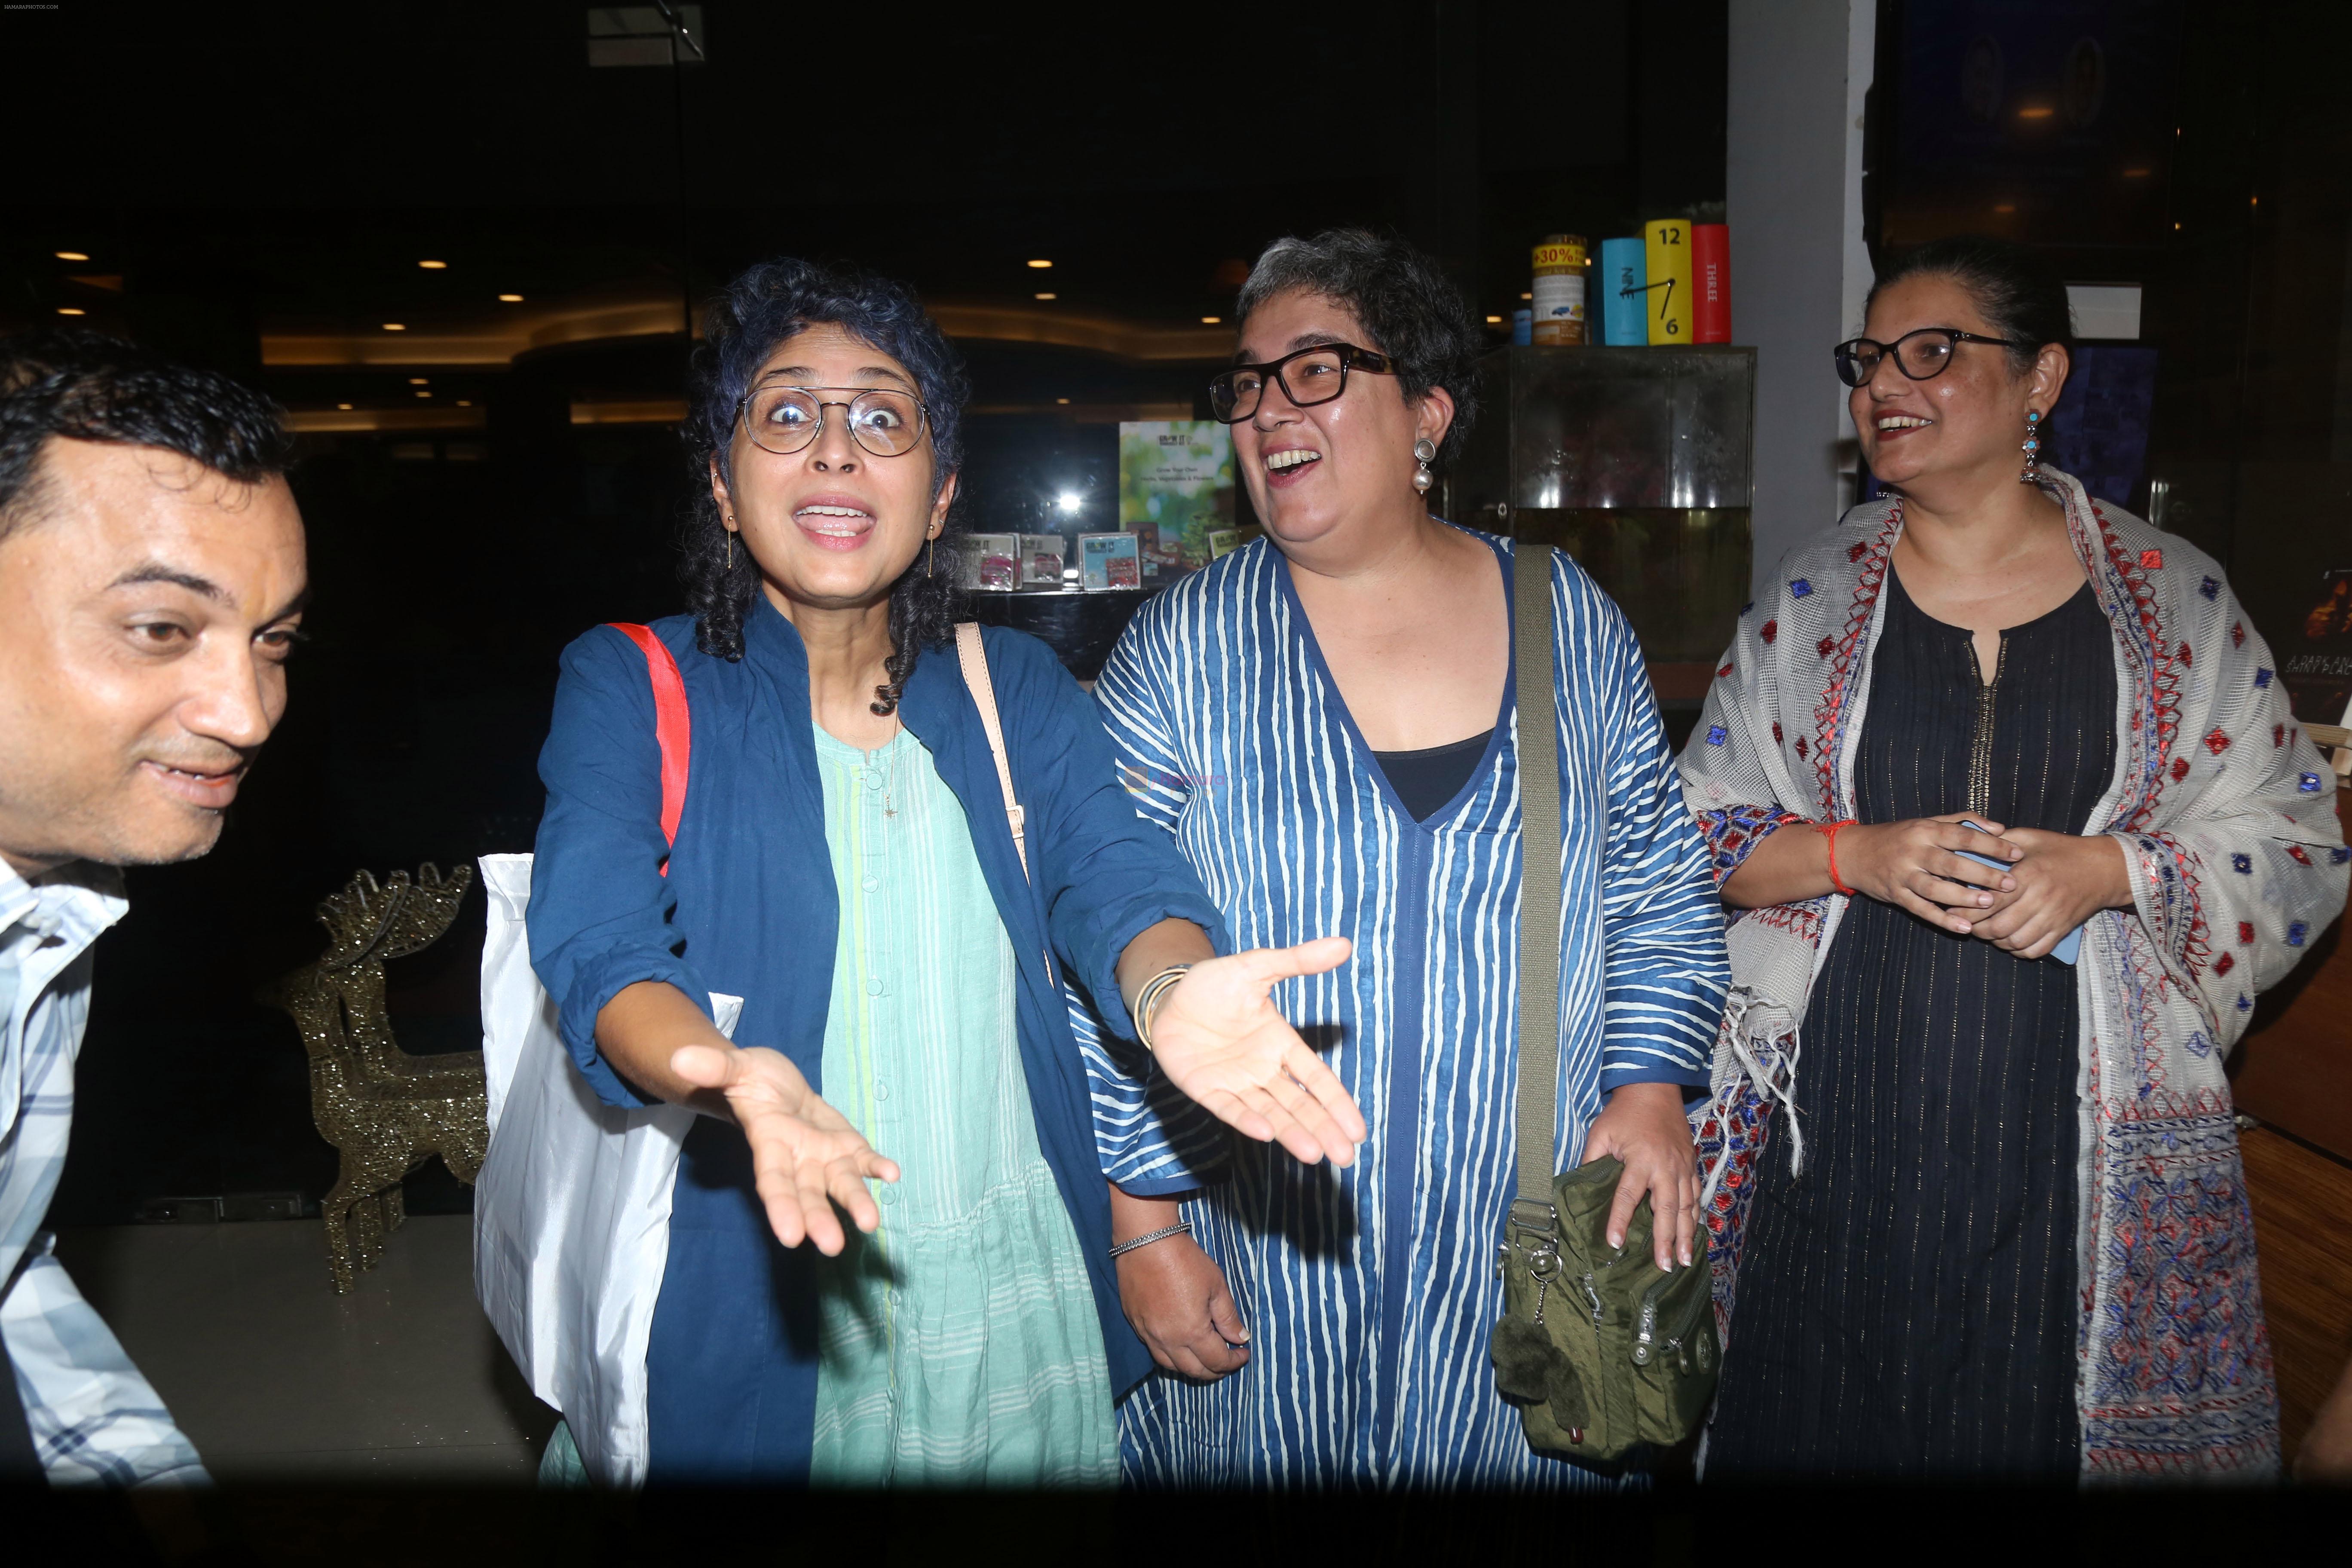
left=1641, top=220, right=1696, bottom=346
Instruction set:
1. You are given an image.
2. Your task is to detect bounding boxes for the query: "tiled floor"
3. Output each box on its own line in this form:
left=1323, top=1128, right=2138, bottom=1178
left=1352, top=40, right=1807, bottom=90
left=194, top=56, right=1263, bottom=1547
left=53, top=1214, right=555, bottom=1483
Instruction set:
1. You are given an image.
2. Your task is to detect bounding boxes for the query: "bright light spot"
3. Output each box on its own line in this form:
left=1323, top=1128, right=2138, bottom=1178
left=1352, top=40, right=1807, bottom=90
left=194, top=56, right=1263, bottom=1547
left=1201, top=315, right=1221, bottom=324
left=2017, top=105, right=2054, bottom=119
left=1056, top=492, right=1082, bottom=513
left=498, top=293, right=524, bottom=303
left=55, top=307, right=85, bottom=316
left=1056, top=398, right=1070, bottom=405
left=55, top=251, right=89, bottom=262
left=337, top=403, right=353, bottom=411
left=1035, top=292, right=1057, bottom=300
left=1027, top=258, right=1054, bottom=269
left=1520, top=292, right=1532, bottom=300
left=383, top=322, right=406, bottom=331
left=457, top=400, right=472, bottom=407
left=419, top=259, right=448, bottom=270
left=416, top=391, right=432, bottom=398
left=1485, top=315, right=1503, bottom=324
left=408, top=377, right=429, bottom=385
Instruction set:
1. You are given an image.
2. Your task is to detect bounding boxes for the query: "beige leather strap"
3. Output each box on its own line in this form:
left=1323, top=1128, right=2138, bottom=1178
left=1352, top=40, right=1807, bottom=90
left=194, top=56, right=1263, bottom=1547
left=1512, top=545, right=1564, bottom=1223
left=954, top=623, right=1029, bottom=882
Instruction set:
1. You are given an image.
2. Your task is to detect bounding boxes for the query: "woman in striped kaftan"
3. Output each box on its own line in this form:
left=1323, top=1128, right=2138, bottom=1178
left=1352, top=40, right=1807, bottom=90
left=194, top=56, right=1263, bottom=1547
left=1083, top=232, right=1730, bottom=1488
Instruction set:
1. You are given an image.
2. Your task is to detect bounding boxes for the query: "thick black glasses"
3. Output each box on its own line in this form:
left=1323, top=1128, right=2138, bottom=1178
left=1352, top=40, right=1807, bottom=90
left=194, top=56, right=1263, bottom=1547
left=1834, top=328, right=2027, bottom=387
left=737, top=384, right=929, bottom=457
left=1207, top=343, right=1399, bottom=424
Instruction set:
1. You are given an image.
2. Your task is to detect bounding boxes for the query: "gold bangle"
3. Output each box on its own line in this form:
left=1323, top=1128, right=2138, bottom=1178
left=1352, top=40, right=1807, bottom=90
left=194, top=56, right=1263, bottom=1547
left=1133, top=964, right=1192, bottom=1053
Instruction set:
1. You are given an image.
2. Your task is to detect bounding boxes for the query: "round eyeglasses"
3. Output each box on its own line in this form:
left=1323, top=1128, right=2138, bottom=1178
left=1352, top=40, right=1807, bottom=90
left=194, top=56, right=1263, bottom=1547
left=737, top=384, right=929, bottom=458
left=1207, top=342, right=1399, bottom=424
left=1834, top=327, right=2027, bottom=388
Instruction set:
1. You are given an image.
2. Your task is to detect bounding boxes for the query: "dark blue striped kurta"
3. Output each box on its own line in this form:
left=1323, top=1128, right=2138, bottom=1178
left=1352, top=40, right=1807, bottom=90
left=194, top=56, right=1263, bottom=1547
left=1081, top=532, right=1730, bottom=1488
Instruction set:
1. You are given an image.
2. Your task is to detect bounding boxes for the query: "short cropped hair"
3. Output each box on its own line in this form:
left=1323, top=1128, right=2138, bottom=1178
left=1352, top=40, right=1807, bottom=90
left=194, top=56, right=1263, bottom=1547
left=0, top=329, right=291, bottom=542
left=680, top=257, right=971, bottom=710
left=1234, top=228, right=1484, bottom=466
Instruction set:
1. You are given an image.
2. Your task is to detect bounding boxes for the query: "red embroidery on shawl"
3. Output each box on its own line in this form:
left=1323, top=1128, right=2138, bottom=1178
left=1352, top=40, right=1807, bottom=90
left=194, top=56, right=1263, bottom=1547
left=1794, top=737, right=1808, bottom=759
left=2204, top=728, right=2230, bottom=755
left=1771, top=720, right=1783, bottom=745
left=2272, top=723, right=2285, bottom=747
left=2180, top=643, right=2193, bottom=668
left=2170, top=758, right=2190, bottom=781
left=1717, top=661, right=1735, bottom=678
left=1847, top=542, right=1869, bottom=562
left=2238, top=921, right=2254, bottom=944
left=1760, top=619, right=1778, bottom=645
left=2288, top=845, right=2313, bottom=866
left=2100, top=510, right=2183, bottom=832
left=2214, top=952, right=2235, bottom=976
left=1810, top=505, right=1902, bottom=812
left=2231, top=621, right=2245, bottom=648
left=2139, top=831, right=2214, bottom=983
left=1816, top=636, right=1835, bottom=657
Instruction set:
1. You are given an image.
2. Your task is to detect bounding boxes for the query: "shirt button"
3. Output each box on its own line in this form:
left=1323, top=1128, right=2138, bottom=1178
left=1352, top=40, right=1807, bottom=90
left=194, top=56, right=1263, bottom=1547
left=862, top=876, right=879, bottom=892
left=865, top=772, right=884, bottom=791
left=873, top=1080, right=889, bottom=1102
left=866, top=977, right=884, bottom=996
left=879, top=1186, right=897, bottom=1206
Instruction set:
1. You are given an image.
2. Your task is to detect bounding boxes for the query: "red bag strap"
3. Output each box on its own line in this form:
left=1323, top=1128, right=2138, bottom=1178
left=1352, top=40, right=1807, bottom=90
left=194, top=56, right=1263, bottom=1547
left=606, top=623, right=691, bottom=859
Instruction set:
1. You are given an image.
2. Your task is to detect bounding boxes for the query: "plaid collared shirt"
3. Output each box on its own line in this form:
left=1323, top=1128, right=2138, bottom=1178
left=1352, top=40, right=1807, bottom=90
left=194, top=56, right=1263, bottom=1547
left=0, top=861, right=206, bottom=1487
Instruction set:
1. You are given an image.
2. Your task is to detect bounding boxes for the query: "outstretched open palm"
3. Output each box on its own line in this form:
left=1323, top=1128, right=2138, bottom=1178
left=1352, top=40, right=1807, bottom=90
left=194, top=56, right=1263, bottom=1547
left=1147, top=937, right=1367, bottom=1167
left=670, top=1042, right=900, bottom=1254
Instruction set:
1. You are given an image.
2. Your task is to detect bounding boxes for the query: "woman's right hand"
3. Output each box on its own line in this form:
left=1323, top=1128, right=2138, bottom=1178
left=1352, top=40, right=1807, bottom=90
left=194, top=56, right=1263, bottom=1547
left=669, top=1042, right=900, bottom=1256
left=1838, top=812, right=2022, bottom=932
left=1118, top=1234, right=1251, bottom=1383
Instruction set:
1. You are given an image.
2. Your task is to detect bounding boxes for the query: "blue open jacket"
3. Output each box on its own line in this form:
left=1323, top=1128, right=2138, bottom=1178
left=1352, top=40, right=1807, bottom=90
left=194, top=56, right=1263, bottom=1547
left=527, top=599, right=1226, bottom=1482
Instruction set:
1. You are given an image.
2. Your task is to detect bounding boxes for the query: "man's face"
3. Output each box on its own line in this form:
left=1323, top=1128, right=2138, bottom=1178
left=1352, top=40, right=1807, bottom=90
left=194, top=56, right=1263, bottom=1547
left=0, top=438, right=308, bottom=874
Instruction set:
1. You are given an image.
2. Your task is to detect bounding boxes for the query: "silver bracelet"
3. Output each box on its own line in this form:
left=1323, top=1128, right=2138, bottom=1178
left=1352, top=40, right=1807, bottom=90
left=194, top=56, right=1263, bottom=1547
left=1132, top=964, right=1193, bottom=1053
left=1109, top=1221, right=1194, bottom=1259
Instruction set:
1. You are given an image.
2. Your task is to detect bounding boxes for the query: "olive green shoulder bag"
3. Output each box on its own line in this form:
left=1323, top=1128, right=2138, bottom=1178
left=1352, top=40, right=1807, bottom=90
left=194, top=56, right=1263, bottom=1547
left=1489, top=542, right=1720, bottom=1464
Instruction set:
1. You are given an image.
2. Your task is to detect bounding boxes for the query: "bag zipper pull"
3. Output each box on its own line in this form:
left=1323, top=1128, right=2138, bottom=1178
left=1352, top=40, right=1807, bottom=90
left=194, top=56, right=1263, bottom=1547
left=1633, top=1299, right=1656, bottom=1365
left=1580, top=1271, right=1603, bottom=1325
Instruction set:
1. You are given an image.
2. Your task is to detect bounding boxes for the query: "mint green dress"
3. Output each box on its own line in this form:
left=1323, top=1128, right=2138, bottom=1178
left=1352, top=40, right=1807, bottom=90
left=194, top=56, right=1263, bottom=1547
left=805, top=724, right=1117, bottom=1487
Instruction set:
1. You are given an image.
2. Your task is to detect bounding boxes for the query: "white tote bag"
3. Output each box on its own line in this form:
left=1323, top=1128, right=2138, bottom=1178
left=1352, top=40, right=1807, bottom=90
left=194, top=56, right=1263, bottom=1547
left=474, top=851, right=739, bottom=1488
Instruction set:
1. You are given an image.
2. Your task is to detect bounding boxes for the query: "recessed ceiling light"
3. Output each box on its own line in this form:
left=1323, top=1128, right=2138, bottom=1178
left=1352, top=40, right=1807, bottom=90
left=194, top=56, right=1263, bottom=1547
left=498, top=293, right=524, bottom=303
left=416, top=390, right=432, bottom=398
left=2017, top=105, right=2054, bottom=119
left=1056, top=398, right=1070, bottom=405
left=419, top=260, right=448, bottom=270
left=1485, top=315, right=1503, bottom=324
left=1201, top=316, right=1222, bottom=324
left=1035, top=292, right=1057, bottom=300
left=456, top=400, right=472, bottom=407
left=1026, top=259, right=1053, bottom=269
left=55, top=251, right=89, bottom=262
left=1520, top=292, right=1532, bottom=301
left=383, top=322, right=406, bottom=331
left=56, top=307, right=85, bottom=316
left=1056, top=491, right=1082, bottom=512
left=408, top=377, right=429, bottom=385
left=337, top=403, right=353, bottom=410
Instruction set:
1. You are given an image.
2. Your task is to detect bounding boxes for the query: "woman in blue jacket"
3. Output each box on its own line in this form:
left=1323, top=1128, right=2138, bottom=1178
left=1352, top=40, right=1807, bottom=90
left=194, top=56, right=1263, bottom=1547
left=528, top=258, right=1364, bottom=1485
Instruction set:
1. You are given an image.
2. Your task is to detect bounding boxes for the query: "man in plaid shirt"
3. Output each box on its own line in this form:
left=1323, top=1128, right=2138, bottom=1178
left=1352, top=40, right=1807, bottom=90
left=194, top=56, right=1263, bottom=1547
left=0, top=331, right=307, bottom=1484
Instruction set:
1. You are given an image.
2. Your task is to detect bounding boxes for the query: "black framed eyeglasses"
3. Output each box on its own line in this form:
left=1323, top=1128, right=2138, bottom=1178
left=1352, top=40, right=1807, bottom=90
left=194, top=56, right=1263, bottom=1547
left=1207, top=342, right=1399, bottom=424
left=736, top=383, right=930, bottom=457
left=1834, top=327, right=2027, bottom=387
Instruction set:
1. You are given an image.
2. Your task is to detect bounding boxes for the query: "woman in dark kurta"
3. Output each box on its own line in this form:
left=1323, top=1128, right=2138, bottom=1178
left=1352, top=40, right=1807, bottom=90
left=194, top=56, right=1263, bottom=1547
left=1680, top=237, right=2347, bottom=1480
left=526, top=259, right=1365, bottom=1484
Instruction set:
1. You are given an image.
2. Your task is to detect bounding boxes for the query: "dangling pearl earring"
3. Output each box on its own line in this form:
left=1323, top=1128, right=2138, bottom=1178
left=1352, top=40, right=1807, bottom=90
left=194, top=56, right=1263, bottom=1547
left=1412, top=437, right=1436, bottom=496
left=2019, top=410, right=2042, bottom=484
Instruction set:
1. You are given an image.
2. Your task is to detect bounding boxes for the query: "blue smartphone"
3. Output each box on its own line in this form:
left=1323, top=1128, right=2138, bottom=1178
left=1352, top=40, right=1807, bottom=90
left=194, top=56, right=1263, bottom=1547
left=1954, top=820, right=2081, bottom=965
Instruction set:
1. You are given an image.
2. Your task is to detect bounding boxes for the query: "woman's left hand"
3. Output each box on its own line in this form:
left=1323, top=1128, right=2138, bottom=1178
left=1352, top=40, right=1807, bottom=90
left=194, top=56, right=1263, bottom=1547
left=1583, top=1081, right=1699, bottom=1271
left=1146, top=937, right=1369, bottom=1168
left=1966, top=828, right=2133, bottom=960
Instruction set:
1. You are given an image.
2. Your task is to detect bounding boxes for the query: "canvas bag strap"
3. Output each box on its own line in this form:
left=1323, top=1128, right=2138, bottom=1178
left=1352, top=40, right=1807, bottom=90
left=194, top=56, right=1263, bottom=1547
left=954, top=623, right=1029, bottom=883
left=1510, top=546, right=1565, bottom=1236
left=606, top=623, right=692, bottom=864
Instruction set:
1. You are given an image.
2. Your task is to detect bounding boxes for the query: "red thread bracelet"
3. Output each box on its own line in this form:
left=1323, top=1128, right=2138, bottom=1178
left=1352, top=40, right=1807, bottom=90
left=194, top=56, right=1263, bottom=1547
left=1812, top=819, right=1859, bottom=896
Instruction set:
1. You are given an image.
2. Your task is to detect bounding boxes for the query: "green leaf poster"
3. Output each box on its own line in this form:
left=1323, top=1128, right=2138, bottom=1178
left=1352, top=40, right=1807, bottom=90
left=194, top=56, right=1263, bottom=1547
left=1118, top=421, right=1233, bottom=582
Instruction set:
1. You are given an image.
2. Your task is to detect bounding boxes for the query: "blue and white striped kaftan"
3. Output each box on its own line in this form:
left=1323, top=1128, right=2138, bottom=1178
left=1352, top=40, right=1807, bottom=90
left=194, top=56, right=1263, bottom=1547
left=1083, top=530, right=1730, bottom=1488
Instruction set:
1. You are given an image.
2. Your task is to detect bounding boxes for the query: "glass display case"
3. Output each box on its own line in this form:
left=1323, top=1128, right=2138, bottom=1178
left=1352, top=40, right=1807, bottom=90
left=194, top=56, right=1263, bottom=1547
left=1445, top=346, right=1755, bottom=693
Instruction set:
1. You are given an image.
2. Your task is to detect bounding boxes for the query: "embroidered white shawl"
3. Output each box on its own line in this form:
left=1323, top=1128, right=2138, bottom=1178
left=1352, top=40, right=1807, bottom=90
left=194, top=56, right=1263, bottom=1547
left=1677, top=469, right=2349, bottom=1481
